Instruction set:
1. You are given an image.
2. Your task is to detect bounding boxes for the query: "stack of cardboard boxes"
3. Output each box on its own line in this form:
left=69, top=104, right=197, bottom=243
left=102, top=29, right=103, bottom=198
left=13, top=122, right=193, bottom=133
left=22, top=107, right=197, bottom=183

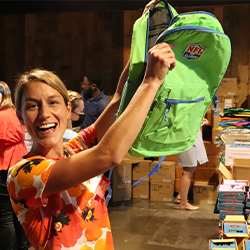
left=111, top=156, right=176, bottom=202
left=163, top=141, right=223, bottom=205
left=209, top=179, right=250, bottom=250
left=148, top=161, right=175, bottom=202
left=219, top=134, right=250, bottom=186
left=132, top=160, right=176, bottom=202
left=209, top=215, right=250, bottom=250
left=132, top=160, right=151, bottom=199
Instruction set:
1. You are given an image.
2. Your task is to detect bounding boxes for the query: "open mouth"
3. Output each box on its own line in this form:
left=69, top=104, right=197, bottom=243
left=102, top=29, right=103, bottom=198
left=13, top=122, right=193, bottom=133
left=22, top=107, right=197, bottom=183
left=38, top=123, right=57, bottom=132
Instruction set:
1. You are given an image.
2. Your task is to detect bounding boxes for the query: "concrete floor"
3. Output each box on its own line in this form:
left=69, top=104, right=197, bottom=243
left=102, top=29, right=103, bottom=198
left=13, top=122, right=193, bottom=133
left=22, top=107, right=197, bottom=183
left=108, top=199, right=219, bottom=250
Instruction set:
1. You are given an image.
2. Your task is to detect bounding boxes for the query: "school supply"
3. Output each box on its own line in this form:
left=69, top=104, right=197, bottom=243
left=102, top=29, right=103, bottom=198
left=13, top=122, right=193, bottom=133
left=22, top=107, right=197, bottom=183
left=117, top=1, right=231, bottom=160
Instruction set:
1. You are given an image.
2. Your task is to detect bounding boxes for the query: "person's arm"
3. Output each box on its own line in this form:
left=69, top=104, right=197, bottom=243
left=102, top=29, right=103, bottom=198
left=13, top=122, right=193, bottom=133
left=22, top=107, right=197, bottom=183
left=93, top=57, right=130, bottom=140
left=44, top=43, right=175, bottom=195
left=93, top=0, right=156, bottom=141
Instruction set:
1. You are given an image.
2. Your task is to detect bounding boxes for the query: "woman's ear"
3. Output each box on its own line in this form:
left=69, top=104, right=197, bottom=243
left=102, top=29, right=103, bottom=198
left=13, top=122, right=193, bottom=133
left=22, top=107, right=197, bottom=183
left=16, top=110, right=25, bottom=125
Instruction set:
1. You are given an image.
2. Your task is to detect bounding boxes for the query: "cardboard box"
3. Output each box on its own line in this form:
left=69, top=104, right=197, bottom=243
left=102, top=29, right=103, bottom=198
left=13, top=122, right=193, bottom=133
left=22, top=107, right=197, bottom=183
left=219, top=211, right=244, bottom=221
left=217, top=95, right=236, bottom=109
left=132, top=160, right=151, bottom=181
left=124, top=152, right=144, bottom=161
left=150, top=182, right=174, bottom=202
left=193, top=181, right=218, bottom=205
left=233, top=166, right=250, bottom=185
left=149, top=161, right=175, bottom=183
left=132, top=180, right=149, bottom=199
left=217, top=78, right=238, bottom=96
left=224, top=135, right=250, bottom=166
left=207, top=155, right=220, bottom=169
left=194, top=167, right=219, bottom=185
left=209, top=238, right=238, bottom=250
left=243, top=239, right=250, bottom=250
left=204, top=141, right=223, bottom=156
left=163, top=154, right=178, bottom=164
left=175, top=165, right=183, bottom=179
left=111, top=159, right=132, bottom=202
left=218, top=162, right=233, bottom=182
left=223, top=215, right=249, bottom=246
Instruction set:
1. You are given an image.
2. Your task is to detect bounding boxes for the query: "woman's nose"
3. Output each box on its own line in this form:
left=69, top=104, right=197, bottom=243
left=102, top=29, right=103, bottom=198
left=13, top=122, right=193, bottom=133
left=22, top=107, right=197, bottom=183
left=38, top=104, right=50, bottom=119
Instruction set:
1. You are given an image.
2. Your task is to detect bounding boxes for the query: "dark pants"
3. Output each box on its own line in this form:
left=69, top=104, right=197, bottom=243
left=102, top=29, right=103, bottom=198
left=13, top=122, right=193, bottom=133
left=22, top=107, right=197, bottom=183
left=0, top=171, right=30, bottom=250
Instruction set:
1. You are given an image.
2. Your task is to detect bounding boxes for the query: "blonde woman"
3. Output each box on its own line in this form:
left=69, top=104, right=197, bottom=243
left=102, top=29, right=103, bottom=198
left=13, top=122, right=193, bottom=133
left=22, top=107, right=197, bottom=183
left=7, top=37, right=175, bottom=250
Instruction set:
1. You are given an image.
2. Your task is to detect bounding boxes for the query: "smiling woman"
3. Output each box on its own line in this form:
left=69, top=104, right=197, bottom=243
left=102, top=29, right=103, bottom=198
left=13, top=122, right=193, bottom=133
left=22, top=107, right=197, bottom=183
left=6, top=4, right=176, bottom=248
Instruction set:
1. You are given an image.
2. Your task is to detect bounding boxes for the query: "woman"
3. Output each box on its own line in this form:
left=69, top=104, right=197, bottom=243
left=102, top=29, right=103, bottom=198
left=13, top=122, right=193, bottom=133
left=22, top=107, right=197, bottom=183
left=7, top=42, right=175, bottom=249
left=0, top=81, right=29, bottom=250
left=63, top=90, right=85, bottom=142
left=68, top=90, right=85, bottom=130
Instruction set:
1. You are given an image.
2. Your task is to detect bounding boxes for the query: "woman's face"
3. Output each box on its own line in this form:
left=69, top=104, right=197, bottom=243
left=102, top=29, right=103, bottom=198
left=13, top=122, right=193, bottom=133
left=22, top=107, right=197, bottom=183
left=71, top=99, right=84, bottom=121
left=20, top=81, right=71, bottom=154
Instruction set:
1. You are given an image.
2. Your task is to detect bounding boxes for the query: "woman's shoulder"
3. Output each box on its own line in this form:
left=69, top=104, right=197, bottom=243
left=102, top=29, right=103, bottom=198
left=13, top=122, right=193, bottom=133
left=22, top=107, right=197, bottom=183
left=8, top=153, right=54, bottom=178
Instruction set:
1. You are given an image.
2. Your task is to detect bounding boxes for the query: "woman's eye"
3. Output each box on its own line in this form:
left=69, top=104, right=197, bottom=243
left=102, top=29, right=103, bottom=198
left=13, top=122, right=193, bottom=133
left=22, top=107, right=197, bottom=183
left=26, top=104, right=37, bottom=110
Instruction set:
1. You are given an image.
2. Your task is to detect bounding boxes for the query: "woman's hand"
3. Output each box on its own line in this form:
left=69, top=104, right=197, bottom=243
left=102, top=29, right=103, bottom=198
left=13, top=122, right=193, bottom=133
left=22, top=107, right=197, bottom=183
left=143, top=43, right=176, bottom=87
left=142, top=0, right=156, bottom=15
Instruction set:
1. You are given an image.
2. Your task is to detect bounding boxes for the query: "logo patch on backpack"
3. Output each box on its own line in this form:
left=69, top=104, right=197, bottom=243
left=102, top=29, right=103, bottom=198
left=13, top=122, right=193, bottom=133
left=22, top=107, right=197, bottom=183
left=183, top=44, right=207, bottom=60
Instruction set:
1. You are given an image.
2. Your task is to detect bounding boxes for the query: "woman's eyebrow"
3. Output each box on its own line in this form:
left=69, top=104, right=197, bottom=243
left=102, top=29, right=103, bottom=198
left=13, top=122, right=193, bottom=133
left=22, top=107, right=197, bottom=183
left=24, top=95, right=61, bottom=102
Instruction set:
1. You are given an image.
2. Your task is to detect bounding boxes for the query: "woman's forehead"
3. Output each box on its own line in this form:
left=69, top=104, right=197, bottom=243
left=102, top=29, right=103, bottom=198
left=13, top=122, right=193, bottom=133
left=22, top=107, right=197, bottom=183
left=22, top=81, right=63, bottom=100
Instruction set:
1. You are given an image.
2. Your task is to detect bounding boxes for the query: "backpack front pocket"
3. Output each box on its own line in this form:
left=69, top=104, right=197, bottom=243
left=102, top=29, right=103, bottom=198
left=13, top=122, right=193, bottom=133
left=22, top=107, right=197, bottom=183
left=138, top=83, right=207, bottom=151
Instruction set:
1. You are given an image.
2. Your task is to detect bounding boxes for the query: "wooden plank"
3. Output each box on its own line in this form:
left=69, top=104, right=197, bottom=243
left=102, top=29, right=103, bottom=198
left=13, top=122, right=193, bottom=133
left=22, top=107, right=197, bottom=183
left=70, top=12, right=84, bottom=92
left=61, top=12, right=73, bottom=88
left=124, top=9, right=141, bottom=66
left=51, top=13, right=62, bottom=78
left=43, top=13, right=54, bottom=71
left=4, top=14, right=25, bottom=90
left=109, top=10, right=124, bottom=94
left=0, top=15, right=6, bottom=82
left=25, top=13, right=44, bottom=69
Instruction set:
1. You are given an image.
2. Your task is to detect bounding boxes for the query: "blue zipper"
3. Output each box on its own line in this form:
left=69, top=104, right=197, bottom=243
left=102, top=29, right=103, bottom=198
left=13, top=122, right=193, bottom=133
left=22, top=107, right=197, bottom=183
left=169, top=11, right=216, bottom=27
left=164, top=96, right=205, bottom=125
left=156, top=25, right=227, bottom=44
left=156, top=11, right=228, bottom=44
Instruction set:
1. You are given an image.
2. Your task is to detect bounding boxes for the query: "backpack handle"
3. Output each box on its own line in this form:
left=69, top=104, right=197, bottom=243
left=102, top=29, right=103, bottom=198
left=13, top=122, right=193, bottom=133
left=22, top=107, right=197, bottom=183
left=152, top=0, right=169, bottom=9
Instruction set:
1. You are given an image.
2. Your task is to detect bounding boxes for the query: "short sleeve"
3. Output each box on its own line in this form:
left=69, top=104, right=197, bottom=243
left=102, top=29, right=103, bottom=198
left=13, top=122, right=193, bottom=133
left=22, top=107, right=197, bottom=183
left=65, top=125, right=98, bottom=154
left=7, top=156, right=55, bottom=211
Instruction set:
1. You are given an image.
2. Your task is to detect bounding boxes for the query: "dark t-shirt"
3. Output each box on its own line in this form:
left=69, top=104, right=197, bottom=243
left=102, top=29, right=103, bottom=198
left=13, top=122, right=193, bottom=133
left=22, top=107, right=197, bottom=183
left=81, top=91, right=110, bottom=129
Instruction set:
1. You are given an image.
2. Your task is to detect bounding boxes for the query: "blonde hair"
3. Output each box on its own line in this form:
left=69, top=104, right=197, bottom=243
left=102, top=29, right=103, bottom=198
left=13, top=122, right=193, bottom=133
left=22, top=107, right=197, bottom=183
left=15, top=68, right=69, bottom=114
left=0, top=81, right=15, bottom=110
left=67, top=90, right=83, bottom=112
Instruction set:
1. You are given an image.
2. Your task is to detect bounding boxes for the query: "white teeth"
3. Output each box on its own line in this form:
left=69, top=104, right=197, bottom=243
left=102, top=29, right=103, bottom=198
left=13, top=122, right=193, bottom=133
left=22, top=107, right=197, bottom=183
left=39, top=123, right=56, bottom=129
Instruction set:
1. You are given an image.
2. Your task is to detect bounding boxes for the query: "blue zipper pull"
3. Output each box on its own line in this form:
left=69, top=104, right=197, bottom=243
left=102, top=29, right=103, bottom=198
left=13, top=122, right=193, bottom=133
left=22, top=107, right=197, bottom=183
left=164, top=101, right=172, bottom=125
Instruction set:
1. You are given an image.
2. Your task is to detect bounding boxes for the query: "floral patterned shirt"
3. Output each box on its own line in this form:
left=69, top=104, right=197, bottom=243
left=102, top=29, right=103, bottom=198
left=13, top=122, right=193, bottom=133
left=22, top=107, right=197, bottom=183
left=7, top=126, right=114, bottom=250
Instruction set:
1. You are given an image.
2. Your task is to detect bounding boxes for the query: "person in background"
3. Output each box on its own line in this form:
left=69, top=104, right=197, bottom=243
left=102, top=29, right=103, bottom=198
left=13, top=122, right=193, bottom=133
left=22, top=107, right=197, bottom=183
left=63, top=90, right=85, bottom=142
left=175, top=118, right=209, bottom=211
left=0, top=81, right=30, bottom=250
left=24, top=129, right=33, bottom=152
left=80, top=71, right=110, bottom=129
left=7, top=39, right=176, bottom=249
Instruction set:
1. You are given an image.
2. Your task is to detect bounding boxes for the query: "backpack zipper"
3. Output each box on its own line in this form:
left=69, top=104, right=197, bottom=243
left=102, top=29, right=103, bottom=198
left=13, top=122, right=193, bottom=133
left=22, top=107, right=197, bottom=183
left=156, top=11, right=227, bottom=44
left=164, top=96, right=205, bottom=125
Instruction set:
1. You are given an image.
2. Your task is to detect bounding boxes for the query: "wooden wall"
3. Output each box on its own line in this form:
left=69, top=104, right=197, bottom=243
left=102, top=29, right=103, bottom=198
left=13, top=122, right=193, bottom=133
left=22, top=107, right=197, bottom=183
left=0, top=11, right=124, bottom=96
left=1, top=3, right=250, bottom=106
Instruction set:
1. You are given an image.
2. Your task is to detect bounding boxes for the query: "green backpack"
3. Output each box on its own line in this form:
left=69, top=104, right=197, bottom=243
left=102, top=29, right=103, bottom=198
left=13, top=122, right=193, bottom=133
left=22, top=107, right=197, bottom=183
left=117, top=1, right=231, bottom=159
